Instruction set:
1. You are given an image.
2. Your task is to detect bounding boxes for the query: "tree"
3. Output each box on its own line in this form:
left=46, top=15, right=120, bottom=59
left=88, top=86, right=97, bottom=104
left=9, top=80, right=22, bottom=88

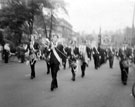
left=0, top=0, right=41, bottom=46
left=35, top=0, right=68, bottom=40
left=26, top=0, right=68, bottom=40
left=0, top=30, right=4, bottom=46
left=0, top=0, right=68, bottom=47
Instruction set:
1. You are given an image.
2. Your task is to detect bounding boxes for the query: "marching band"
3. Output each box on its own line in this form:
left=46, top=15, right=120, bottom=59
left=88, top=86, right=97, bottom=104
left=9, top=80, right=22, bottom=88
left=2, top=35, right=135, bottom=91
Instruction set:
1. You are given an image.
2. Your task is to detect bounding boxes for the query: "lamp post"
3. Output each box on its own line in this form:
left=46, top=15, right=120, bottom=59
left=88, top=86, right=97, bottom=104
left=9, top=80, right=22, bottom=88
left=132, top=3, right=135, bottom=46
left=40, top=3, right=48, bottom=38
left=49, top=9, right=53, bottom=40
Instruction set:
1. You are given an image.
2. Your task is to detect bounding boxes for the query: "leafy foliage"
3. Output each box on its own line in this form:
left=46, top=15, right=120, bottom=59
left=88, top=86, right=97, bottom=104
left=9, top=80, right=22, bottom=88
left=0, top=0, right=41, bottom=45
left=0, top=0, right=68, bottom=47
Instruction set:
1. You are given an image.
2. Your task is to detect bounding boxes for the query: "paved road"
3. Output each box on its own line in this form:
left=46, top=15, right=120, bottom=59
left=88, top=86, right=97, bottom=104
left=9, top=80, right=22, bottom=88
left=0, top=58, right=135, bottom=107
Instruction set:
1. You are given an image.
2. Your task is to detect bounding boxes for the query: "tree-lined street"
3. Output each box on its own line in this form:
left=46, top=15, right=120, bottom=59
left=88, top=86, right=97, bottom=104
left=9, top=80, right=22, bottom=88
left=0, top=0, right=135, bottom=107
left=0, top=58, right=135, bottom=107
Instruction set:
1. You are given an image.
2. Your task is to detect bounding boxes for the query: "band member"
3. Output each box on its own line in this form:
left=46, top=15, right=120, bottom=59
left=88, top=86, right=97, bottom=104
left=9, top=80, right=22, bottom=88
left=97, top=46, right=102, bottom=67
left=65, top=45, right=72, bottom=68
left=69, top=53, right=77, bottom=81
left=57, top=42, right=67, bottom=70
left=69, top=41, right=79, bottom=81
left=29, top=51, right=37, bottom=79
left=86, top=45, right=92, bottom=61
left=42, top=38, right=51, bottom=74
left=103, top=48, right=108, bottom=63
left=98, top=47, right=106, bottom=66
left=0, top=45, right=2, bottom=61
left=43, top=46, right=51, bottom=74
left=49, top=35, right=63, bottom=91
left=108, top=47, right=114, bottom=68
left=119, top=52, right=129, bottom=85
left=133, top=47, right=135, bottom=64
left=20, top=44, right=27, bottom=63
left=62, top=45, right=67, bottom=69
left=93, top=46, right=100, bottom=69
left=79, top=43, right=89, bottom=78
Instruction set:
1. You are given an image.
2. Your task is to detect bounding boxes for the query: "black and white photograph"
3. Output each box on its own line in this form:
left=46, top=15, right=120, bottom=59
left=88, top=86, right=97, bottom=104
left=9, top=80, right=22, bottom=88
left=0, top=0, right=135, bottom=107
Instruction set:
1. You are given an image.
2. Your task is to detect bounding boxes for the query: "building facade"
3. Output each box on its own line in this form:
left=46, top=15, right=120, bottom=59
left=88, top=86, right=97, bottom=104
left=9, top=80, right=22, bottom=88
left=53, top=18, right=73, bottom=38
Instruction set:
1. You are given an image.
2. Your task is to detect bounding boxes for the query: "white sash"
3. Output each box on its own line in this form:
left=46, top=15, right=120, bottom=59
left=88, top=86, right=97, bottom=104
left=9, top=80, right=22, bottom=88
left=52, top=48, right=62, bottom=64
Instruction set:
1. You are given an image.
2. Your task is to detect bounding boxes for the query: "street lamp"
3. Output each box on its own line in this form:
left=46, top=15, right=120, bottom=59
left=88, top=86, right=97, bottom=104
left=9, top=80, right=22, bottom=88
left=132, top=2, right=135, bottom=46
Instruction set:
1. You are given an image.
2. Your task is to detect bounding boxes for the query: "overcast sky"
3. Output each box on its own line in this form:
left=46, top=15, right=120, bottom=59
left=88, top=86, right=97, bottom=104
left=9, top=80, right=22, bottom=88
left=63, top=0, right=135, bottom=34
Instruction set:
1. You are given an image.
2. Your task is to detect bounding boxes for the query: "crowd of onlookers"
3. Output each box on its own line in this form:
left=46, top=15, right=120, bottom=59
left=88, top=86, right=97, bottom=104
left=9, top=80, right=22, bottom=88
left=0, top=43, right=29, bottom=63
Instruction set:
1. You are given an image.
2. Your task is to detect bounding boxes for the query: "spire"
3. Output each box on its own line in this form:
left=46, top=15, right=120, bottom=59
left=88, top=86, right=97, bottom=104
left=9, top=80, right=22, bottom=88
left=99, top=27, right=101, bottom=35
left=98, top=27, right=102, bottom=47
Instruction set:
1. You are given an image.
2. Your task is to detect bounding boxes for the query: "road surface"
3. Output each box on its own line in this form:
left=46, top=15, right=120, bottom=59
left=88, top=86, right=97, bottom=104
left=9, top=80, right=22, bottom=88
left=0, top=58, right=135, bottom=107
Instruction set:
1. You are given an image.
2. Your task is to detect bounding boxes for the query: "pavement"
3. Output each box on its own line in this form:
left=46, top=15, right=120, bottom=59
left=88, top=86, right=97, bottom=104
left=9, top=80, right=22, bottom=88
left=0, top=58, right=135, bottom=107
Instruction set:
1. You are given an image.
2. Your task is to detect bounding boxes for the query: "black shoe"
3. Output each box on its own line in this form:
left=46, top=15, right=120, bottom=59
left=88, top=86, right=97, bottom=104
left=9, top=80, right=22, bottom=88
left=123, top=83, right=127, bottom=85
left=54, top=85, right=58, bottom=89
left=122, top=81, right=127, bottom=85
left=50, top=87, right=54, bottom=91
left=47, top=71, right=50, bottom=74
left=81, top=75, right=85, bottom=78
left=30, top=76, right=34, bottom=79
left=72, top=78, right=75, bottom=81
left=110, top=66, right=113, bottom=69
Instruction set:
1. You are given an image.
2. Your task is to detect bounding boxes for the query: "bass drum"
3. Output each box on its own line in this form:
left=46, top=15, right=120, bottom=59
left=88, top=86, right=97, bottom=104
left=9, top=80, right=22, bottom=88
left=70, top=61, right=77, bottom=69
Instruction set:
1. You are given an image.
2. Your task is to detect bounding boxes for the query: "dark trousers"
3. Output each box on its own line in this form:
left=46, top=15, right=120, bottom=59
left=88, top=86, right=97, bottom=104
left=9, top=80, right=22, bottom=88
left=100, top=56, right=105, bottom=65
left=119, top=61, right=129, bottom=84
left=71, top=68, right=76, bottom=81
left=81, top=62, right=86, bottom=77
left=93, top=55, right=99, bottom=69
left=89, top=54, right=91, bottom=60
left=20, top=54, right=25, bottom=63
left=46, top=62, right=51, bottom=74
left=121, top=68, right=128, bottom=84
left=30, top=62, right=36, bottom=78
left=109, top=57, right=114, bottom=68
left=50, top=64, right=59, bottom=90
left=68, top=59, right=71, bottom=68
left=4, top=51, right=9, bottom=63
left=88, top=54, right=91, bottom=61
